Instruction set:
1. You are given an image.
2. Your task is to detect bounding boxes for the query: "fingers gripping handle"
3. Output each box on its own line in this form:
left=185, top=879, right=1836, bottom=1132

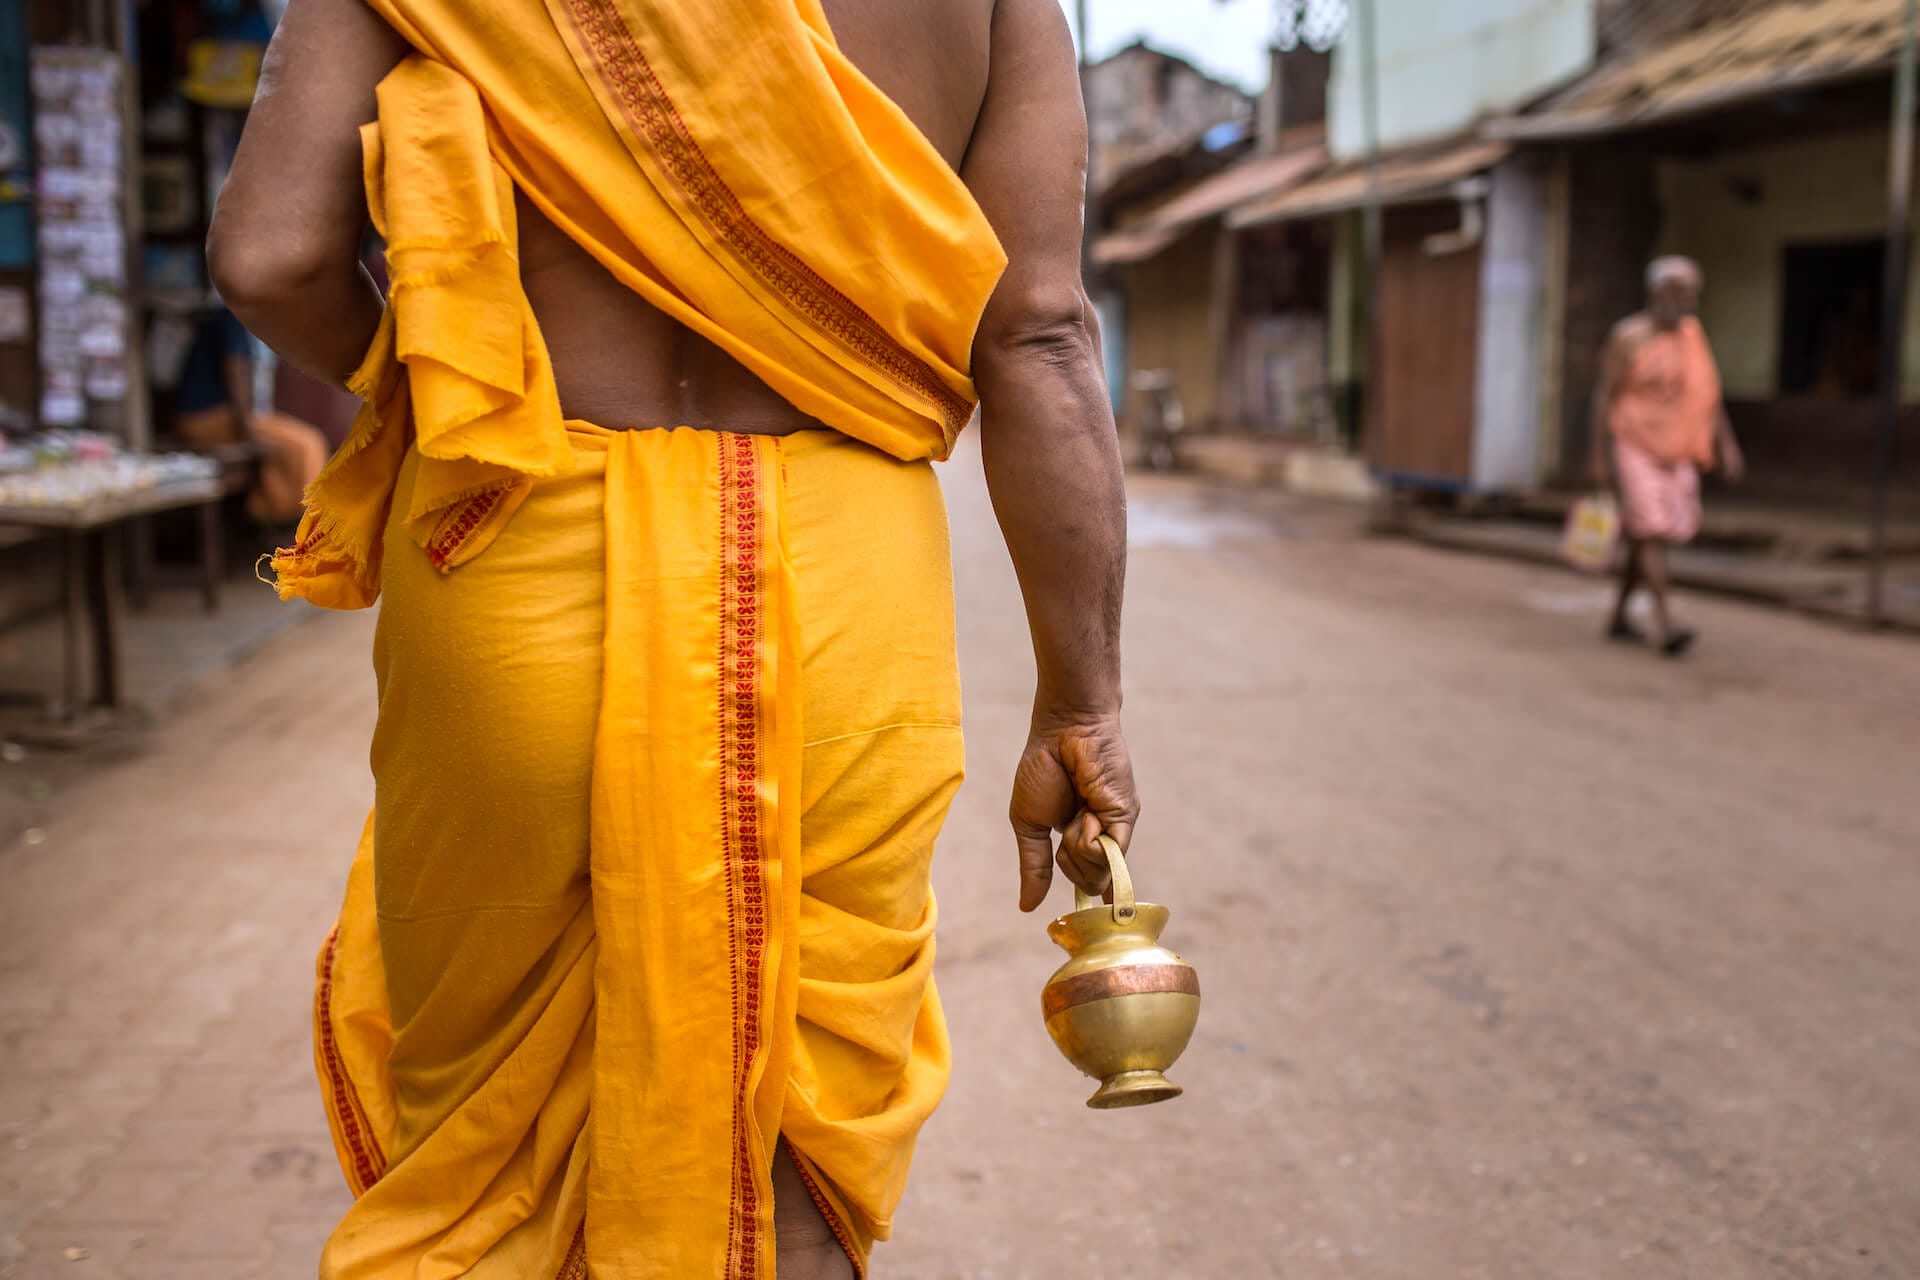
left=1074, top=833, right=1138, bottom=922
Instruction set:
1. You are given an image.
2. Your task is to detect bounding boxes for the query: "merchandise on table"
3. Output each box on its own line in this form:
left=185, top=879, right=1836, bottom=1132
left=0, top=429, right=217, bottom=508
left=32, top=47, right=129, bottom=429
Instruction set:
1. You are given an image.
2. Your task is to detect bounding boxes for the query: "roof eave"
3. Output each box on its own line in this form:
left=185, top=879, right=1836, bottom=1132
left=1228, top=182, right=1457, bottom=230
left=1486, top=55, right=1899, bottom=144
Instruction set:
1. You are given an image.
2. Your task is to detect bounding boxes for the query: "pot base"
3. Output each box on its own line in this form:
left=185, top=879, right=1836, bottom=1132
left=1087, top=1069, right=1184, bottom=1110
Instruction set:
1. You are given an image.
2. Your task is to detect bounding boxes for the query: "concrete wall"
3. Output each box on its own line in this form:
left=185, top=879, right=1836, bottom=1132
left=1656, top=127, right=1920, bottom=400
left=1328, top=0, right=1596, bottom=159
left=1472, top=157, right=1553, bottom=489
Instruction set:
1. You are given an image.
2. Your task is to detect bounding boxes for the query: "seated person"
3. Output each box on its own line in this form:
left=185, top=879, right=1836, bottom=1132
left=173, top=304, right=329, bottom=524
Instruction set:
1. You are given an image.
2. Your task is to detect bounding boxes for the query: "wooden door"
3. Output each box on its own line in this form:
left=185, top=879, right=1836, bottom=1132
left=1367, top=203, right=1482, bottom=484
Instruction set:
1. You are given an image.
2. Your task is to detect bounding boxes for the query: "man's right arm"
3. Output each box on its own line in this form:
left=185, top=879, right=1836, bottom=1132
left=960, top=0, right=1139, bottom=914
left=207, top=0, right=406, bottom=384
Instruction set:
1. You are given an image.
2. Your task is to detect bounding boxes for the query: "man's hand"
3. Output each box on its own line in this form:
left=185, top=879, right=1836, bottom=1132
left=1010, top=709, right=1139, bottom=913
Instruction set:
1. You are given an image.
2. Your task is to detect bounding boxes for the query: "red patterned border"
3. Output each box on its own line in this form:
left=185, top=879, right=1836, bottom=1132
left=316, top=925, right=386, bottom=1195
left=718, top=432, right=768, bottom=1279
left=425, top=486, right=510, bottom=569
left=555, top=1224, right=587, bottom=1279
left=791, top=1156, right=865, bottom=1280
left=558, top=0, right=972, bottom=438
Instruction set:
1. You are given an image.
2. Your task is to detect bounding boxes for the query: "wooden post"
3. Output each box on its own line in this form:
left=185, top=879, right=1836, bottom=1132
left=1354, top=0, right=1384, bottom=457
left=61, top=530, right=87, bottom=718
left=1870, top=0, right=1919, bottom=626
left=1210, top=226, right=1240, bottom=428
left=85, top=526, right=124, bottom=708
left=112, top=0, right=150, bottom=454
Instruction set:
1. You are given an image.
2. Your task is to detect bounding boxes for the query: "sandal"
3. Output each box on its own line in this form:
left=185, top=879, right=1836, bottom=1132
left=1607, top=618, right=1648, bottom=645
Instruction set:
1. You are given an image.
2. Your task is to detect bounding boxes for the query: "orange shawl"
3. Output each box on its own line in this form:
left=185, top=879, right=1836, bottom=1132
left=1609, top=316, right=1722, bottom=468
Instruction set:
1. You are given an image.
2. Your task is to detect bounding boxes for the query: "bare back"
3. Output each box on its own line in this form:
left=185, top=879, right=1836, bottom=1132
left=519, top=0, right=997, bottom=434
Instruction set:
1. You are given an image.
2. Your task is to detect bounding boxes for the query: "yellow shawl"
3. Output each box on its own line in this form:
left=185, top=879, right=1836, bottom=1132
left=272, top=0, right=1004, bottom=609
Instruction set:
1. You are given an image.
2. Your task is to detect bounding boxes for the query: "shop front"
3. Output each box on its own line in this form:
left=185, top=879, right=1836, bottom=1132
left=0, top=0, right=349, bottom=729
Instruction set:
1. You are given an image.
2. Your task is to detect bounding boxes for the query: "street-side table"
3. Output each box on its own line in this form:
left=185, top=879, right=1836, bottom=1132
left=0, top=478, right=224, bottom=736
left=130, top=438, right=265, bottom=612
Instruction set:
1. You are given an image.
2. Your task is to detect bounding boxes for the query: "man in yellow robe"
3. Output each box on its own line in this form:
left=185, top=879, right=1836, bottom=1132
left=210, top=0, right=1138, bottom=1276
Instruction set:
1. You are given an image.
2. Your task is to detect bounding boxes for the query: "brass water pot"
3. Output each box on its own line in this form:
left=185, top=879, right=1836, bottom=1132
left=1041, top=834, right=1200, bottom=1109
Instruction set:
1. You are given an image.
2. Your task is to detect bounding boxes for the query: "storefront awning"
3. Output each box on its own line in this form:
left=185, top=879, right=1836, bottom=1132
left=1144, top=144, right=1327, bottom=232
left=1091, top=225, right=1185, bottom=267
left=1226, top=139, right=1510, bottom=229
left=1092, top=142, right=1327, bottom=266
left=1488, top=0, right=1907, bottom=141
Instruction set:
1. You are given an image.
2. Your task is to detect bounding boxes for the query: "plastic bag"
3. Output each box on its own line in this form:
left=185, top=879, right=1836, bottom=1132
left=1561, top=493, right=1621, bottom=574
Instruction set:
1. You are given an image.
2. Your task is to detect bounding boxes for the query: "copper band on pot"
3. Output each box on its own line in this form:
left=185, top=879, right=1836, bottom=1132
left=1041, top=963, right=1201, bottom=1021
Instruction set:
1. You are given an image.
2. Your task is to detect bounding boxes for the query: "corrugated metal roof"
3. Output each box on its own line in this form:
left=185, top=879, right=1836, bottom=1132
left=1498, top=0, right=1906, bottom=140
left=1227, top=139, right=1510, bottom=229
left=1597, top=0, right=1783, bottom=54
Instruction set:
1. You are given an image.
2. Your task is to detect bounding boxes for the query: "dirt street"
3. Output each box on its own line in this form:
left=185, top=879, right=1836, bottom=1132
left=3, top=437, right=1917, bottom=1279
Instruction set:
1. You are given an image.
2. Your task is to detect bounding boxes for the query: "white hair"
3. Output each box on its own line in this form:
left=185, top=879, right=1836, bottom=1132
left=1647, top=255, right=1703, bottom=292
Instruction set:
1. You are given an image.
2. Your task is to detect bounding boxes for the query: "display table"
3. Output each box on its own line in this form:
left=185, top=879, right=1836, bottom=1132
left=0, top=478, right=223, bottom=723
left=131, top=438, right=265, bottom=611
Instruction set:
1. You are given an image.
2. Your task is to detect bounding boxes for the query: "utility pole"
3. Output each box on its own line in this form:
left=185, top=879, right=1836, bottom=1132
left=1870, top=0, right=1919, bottom=627
left=1354, top=0, right=1383, bottom=454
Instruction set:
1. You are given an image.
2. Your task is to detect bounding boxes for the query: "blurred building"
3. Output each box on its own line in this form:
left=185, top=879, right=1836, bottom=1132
left=0, top=0, right=356, bottom=668
left=1220, top=0, right=1597, bottom=492
left=1092, top=45, right=1332, bottom=441
left=1086, top=41, right=1255, bottom=191
left=1500, top=0, right=1920, bottom=508
left=1090, top=0, right=1920, bottom=514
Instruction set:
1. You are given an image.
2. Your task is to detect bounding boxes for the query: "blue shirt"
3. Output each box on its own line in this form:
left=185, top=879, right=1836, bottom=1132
left=174, top=308, right=252, bottom=414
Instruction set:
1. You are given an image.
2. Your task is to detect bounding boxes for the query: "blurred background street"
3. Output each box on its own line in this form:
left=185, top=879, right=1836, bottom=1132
left=4, top=443, right=1917, bottom=1278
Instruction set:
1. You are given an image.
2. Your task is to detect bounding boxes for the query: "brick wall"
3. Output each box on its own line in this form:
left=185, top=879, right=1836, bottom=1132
left=1088, top=45, right=1252, bottom=188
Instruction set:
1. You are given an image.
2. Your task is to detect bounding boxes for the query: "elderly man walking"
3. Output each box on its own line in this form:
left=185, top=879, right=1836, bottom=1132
left=1591, top=256, right=1746, bottom=657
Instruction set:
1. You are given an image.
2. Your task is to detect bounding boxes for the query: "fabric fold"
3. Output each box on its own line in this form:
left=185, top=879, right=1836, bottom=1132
left=272, top=57, right=573, bottom=605
left=315, top=425, right=962, bottom=1279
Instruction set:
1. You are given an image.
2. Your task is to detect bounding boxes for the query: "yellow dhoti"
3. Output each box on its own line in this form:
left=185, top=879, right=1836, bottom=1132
left=316, top=425, right=962, bottom=1277
left=269, top=0, right=1004, bottom=1272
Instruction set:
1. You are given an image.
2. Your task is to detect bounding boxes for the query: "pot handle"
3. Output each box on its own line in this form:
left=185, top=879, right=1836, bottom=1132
left=1074, top=832, right=1138, bottom=923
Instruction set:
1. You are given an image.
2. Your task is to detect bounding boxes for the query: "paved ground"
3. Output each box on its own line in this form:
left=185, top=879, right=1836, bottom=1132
left=1408, top=512, right=1920, bottom=632
left=3, top=438, right=1917, bottom=1278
